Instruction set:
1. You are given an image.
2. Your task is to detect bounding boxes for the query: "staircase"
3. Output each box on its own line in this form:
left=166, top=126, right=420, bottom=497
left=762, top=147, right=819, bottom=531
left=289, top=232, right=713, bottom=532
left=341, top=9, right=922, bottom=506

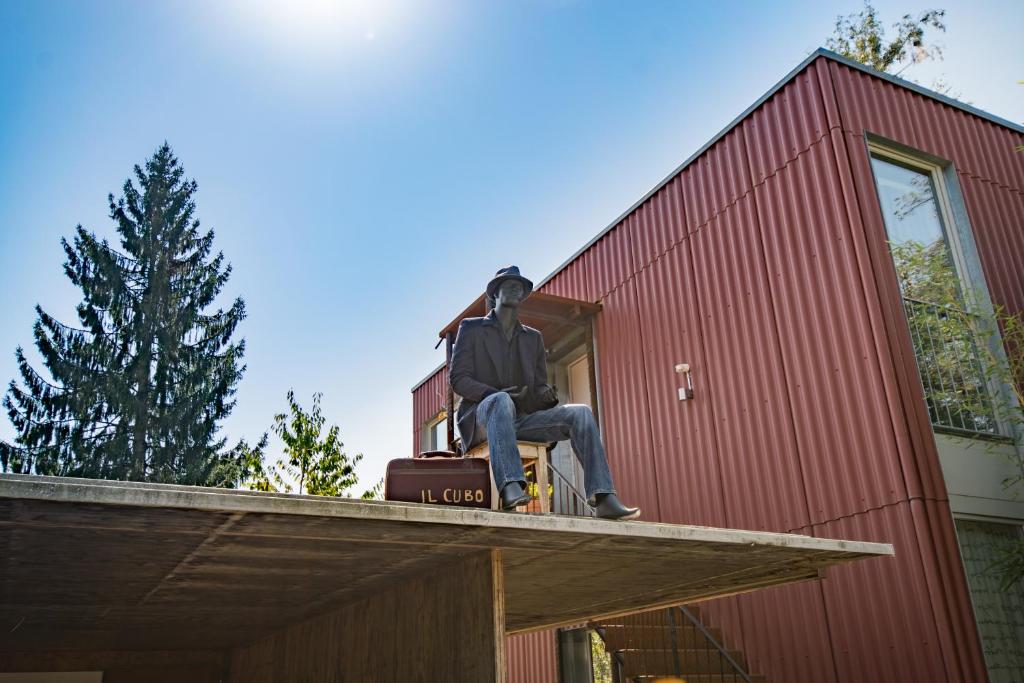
left=545, top=463, right=764, bottom=683
left=593, top=606, right=765, bottom=683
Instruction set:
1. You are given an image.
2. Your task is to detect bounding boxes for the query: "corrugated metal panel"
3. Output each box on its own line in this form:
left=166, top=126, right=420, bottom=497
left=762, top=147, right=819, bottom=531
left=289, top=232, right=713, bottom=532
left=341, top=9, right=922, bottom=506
left=693, top=598, right=747, bottom=676
left=813, top=500, right=987, bottom=682
left=813, top=503, right=946, bottom=682
left=827, top=64, right=990, bottom=681
left=689, top=194, right=810, bottom=533
left=583, top=222, right=636, bottom=301
left=828, top=61, right=925, bottom=155
left=506, top=630, right=557, bottom=683
left=829, top=53, right=1024, bottom=484
left=700, top=579, right=838, bottom=683
left=744, top=63, right=832, bottom=184
left=979, top=116, right=1024, bottom=192
left=831, top=127, right=950, bottom=505
left=959, top=175, right=1024, bottom=316
left=681, top=128, right=752, bottom=233
left=730, top=582, right=836, bottom=683
left=538, top=256, right=592, bottom=302
left=594, top=279, right=662, bottom=518
left=911, top=497, right=992, bottom=682
left=810, top=58, right=844, bottom=137
left=829, top=59, right=1024, bottom=197
left=936, top=105, right=984, bottom=176
left=411, top=366, right=447, bottom=455
left=946, top=108, right=999, bottom=187
left=946, top=106, right=993, bottom=183
left=813, top=113, right=939, bottom=507
left=634, top=236, right=726, bottom=527
left=626, top=176, right=687, bottom=272
left=750, top=136, right=908, bottom=524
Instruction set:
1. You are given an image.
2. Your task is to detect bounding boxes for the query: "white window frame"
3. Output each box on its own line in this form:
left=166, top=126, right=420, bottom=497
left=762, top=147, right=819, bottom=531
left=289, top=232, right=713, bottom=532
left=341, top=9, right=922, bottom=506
left=868, top=143, right=976, bottom=303
left=423, top=411, right=448, bottom=452
left=867, top=139, right=1017, bottom=440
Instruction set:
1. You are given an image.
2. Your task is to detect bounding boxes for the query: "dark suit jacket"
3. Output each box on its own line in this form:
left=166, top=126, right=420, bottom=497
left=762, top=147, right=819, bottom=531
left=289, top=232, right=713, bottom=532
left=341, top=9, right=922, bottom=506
left=449, top=310, right=550, bottom=451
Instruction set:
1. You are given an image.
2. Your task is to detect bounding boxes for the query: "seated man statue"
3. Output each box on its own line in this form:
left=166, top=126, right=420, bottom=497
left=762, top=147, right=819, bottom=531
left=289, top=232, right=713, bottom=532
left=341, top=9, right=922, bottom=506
left=449, top=266, right=640, bottom=520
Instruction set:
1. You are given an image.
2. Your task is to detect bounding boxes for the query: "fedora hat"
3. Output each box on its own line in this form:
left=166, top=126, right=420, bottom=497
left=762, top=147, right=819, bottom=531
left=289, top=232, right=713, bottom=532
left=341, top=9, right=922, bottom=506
left=486, top=265, right=534, bottom=300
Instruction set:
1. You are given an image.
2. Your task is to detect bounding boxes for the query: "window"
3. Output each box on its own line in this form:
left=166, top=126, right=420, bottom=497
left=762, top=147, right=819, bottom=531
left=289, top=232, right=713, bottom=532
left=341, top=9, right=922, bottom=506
left=424, top=413, right=448, bottom=452
left=869, top=144, right=1002, bottom=436
left=954, top=518, right=1024, bottom=678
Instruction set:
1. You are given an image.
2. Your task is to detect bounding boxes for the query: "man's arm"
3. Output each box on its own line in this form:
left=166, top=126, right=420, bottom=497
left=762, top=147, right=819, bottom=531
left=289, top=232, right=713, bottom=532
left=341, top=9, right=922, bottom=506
left=449, top=320, right=499, bottom=403
left=533, top=332, right=559, bottom=409
left=533, top=332, right=548, bottom=391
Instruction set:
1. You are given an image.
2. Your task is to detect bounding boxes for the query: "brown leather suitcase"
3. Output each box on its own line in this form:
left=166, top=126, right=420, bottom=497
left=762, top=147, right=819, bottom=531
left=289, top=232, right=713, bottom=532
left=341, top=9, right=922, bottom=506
left=384, top=456, right=492, bottom=509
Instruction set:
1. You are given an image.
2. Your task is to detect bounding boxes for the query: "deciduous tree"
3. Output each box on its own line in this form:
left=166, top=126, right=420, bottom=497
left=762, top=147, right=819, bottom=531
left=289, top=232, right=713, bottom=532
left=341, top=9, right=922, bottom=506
left=826, top=2, right=946, bottom=73
left=243, top=390, right=380, bottom=498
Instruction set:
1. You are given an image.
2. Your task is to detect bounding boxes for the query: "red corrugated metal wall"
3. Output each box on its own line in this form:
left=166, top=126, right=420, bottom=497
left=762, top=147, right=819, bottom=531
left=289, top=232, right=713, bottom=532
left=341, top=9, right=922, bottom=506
left=411, top=53, right=1022, bottom=682
left=411, top=367, right=447, bottom=456
left=507, top=631, right=558, bottom=683
left=821, top=57, right=1023, bottom=681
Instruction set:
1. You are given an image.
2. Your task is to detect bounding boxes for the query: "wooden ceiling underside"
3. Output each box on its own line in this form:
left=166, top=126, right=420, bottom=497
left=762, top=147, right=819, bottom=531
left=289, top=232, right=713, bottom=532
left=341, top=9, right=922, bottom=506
left=0, top=475, right=891, bottom=652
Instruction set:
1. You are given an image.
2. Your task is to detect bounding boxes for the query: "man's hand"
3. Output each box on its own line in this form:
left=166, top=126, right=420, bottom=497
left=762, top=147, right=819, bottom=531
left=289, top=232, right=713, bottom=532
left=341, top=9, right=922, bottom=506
left=537, top=384, right=559, bottom=410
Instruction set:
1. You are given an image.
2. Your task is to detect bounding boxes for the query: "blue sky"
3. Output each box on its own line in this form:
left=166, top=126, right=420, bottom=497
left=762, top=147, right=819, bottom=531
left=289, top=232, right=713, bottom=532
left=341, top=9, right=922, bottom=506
left=1, top=0, right=1021, bottom=489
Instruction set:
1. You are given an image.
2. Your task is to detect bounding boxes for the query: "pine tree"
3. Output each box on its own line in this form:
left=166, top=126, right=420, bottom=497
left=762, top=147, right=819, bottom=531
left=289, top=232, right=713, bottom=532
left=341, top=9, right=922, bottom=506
left=1, top=143, right=246, bottom=484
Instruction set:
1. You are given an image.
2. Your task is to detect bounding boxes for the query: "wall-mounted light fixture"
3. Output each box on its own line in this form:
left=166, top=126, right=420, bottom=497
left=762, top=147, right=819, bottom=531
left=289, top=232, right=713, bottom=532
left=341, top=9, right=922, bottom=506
left=675, top=363, right=694, bottom=401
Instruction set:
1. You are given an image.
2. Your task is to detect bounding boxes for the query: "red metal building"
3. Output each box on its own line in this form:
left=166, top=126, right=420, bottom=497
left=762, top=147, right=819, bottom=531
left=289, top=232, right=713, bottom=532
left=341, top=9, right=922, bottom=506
left=412, top=49, right=1024, bottom=682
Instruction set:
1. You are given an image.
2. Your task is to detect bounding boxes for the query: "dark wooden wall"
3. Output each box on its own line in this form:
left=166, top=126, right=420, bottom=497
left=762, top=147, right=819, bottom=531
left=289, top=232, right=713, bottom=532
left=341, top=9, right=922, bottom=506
left=227, top=550, right=506, bottom=682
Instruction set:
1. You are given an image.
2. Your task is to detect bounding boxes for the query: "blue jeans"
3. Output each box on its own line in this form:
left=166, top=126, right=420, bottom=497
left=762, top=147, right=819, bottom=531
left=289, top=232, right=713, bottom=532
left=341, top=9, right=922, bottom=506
left=475, top=391, right=616, bottom=502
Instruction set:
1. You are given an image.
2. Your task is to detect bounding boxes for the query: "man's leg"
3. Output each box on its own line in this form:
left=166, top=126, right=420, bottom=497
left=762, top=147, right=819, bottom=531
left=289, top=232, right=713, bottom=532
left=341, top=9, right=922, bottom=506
left=476, top=392, right=528, bottom=494
left=514, top=404, right=615, bottom=502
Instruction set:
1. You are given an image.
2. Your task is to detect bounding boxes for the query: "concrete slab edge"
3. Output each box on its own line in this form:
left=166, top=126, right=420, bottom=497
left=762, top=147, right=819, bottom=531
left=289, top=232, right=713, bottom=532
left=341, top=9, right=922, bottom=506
left=0, top=474, right=893, bottom=557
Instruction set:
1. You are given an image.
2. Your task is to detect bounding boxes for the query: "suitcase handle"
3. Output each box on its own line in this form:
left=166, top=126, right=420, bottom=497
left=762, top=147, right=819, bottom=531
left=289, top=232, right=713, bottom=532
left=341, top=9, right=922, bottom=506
left=417, top=450, right=461, bottom=459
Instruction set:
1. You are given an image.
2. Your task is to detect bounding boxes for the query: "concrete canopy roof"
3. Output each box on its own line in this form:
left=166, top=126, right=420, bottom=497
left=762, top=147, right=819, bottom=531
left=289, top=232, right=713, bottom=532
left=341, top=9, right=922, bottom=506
left=1, top=474, right=891, bottom=653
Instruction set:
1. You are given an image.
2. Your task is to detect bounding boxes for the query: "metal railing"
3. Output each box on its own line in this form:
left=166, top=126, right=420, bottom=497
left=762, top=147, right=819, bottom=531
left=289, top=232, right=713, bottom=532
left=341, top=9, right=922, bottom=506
left=547, top=459, right=596, bottom=518
left=589, top=606, right=755, bottom=683
left=677, top=605, right=754, bottom=683
left=543, top=458, right=753, bottom=682
left=902, top=296, right=1000, bottom=435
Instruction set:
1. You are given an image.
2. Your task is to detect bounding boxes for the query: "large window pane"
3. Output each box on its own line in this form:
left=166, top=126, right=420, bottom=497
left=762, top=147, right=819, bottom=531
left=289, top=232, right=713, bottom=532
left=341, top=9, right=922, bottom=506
left=872, top=156, right=947, bottom=247
left=871, top=154, right=998, bottom=434
left=433, top=417, right=447, bottom=450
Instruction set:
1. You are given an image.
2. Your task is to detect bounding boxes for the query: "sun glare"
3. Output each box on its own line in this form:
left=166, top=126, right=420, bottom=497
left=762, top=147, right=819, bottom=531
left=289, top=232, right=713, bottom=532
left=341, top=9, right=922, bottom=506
left=221, top=0, right=407, bottom=64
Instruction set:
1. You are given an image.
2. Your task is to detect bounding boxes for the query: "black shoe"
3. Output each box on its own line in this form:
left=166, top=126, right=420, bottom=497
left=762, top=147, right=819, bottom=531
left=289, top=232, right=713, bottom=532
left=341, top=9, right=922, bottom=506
left=594, top=493, right=641, bottom=520
left=500, top=482, right=532, bottom=511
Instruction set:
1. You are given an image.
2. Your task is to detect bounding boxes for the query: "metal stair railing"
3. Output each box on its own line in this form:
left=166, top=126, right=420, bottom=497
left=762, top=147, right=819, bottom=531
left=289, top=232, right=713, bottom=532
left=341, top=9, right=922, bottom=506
left=591, top=607, right=757, bottom=683
left=544, top=459, right=757, bottom=682
left=676, top=605, right=755, bottom=683
left=666, top=606, right=682, bottom=676
left=546, top=459, right=596, bottom=517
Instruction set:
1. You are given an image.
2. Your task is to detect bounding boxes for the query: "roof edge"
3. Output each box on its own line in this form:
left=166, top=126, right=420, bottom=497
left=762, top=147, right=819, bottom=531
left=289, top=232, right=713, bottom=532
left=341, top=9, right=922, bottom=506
left=411, top=361, right=446, bottom=393
left=534, top=47, right=1023, bottom=293
left=821, top=48, right=1024, bottom=135
left=414, top=47, right=1023, bottom=391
